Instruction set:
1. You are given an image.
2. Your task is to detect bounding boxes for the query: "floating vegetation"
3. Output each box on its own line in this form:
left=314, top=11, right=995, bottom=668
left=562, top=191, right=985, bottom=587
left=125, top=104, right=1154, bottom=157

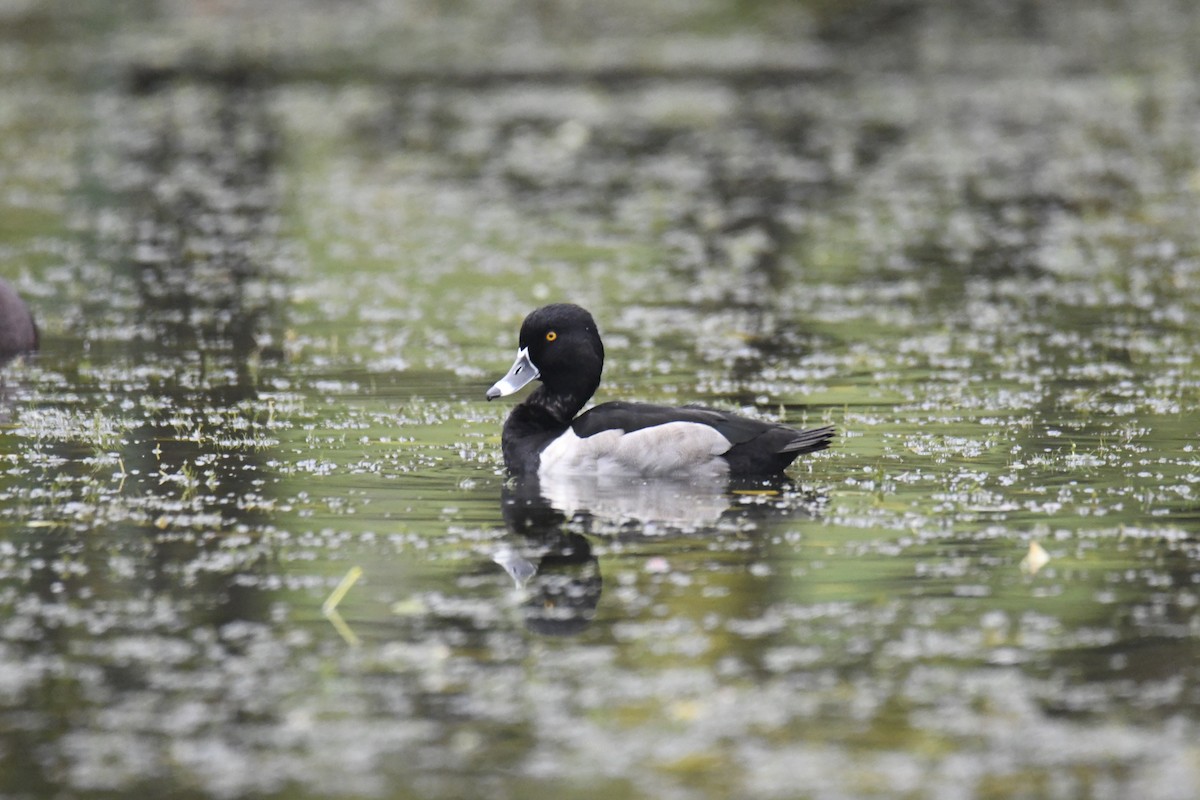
left=322, top=565, right=364, bottom=646
left=1020, top=541, right=1051, bottom=575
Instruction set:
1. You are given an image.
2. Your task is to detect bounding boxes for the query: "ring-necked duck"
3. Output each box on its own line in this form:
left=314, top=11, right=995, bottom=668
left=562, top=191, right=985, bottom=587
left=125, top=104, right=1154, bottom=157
left=487, top=304, right=833, bottom=477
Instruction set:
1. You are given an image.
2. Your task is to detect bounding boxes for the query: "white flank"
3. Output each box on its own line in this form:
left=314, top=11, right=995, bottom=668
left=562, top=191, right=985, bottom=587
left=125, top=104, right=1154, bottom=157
left=539, top=422, right=732, bottom=479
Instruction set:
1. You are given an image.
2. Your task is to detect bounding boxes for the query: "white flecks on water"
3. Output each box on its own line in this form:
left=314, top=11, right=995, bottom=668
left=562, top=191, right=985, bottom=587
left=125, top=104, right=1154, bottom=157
left=1, top=1, right=1200, bottom=799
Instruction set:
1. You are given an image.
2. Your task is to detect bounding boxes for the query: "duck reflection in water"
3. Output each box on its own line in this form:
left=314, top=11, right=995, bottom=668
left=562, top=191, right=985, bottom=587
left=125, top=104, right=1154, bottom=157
left=495, top=478, right=603, bottom=637
left=492, top=473, right=825, bottom=637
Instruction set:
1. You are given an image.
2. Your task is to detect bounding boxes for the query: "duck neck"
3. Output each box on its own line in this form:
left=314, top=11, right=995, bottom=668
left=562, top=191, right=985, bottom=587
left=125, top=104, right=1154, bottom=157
left=525, top=383, right=592, bottom=426
left=501, top=384, right=593, bottom=475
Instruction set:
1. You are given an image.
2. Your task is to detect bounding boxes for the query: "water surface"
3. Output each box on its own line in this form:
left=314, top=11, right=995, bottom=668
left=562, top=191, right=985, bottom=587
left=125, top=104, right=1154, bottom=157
left=1, top=1, right=1199, bottom=798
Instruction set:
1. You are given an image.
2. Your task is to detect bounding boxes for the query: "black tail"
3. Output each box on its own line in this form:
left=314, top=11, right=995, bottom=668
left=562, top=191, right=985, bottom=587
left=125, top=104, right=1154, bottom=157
left=779, top=424, right=836, bottom=457
left=724, top=423, right=835, bottom=474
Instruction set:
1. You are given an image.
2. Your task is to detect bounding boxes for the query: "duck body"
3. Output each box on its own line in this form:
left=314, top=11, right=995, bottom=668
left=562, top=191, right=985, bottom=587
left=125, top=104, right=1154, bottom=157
left=487, top=304, right=833, bottom=478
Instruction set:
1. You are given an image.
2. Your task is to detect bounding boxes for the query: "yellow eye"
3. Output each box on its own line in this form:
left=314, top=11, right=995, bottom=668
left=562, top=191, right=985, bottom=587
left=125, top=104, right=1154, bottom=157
left=545, top=331, right=557, bottom=342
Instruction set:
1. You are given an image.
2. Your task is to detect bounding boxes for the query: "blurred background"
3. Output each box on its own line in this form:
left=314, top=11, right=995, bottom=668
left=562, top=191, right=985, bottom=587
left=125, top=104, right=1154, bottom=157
left=1, top=1, right=1199, bottom=798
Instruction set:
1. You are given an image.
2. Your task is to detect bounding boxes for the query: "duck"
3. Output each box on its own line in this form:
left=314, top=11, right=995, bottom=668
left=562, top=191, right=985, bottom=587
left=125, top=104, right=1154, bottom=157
left=486, top=303, right=834, bottom=478
left=0, top=278, right=38, bottom=359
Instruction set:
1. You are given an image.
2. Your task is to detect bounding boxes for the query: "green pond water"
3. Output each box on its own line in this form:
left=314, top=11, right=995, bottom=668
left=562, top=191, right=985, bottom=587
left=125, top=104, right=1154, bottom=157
left=2, top=1, right=1199, bottom=798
